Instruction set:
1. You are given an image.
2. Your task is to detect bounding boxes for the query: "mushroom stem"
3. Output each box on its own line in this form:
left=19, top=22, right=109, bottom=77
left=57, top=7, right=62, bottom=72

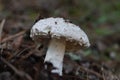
left=44, top=38, right=66, bottom=76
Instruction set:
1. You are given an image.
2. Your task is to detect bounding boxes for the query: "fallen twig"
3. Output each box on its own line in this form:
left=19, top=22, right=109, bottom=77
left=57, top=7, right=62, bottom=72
left=78, top=65, right=103, bottom=79
left=0, top=19, right=6, bottom=53
left=0, top=31, right=26, bottom=44
left=21, top=50, right=34, bottom=59
left=0, top=19, right=5, bottom=42
left=0, top=57, right=33, bottom=80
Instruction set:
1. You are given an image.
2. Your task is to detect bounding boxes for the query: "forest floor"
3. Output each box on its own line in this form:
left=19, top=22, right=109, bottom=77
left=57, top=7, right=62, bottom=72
left=0, top=0, right=120, bottom=80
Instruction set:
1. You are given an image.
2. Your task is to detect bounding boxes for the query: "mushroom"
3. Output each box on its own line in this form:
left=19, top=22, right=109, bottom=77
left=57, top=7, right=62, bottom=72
left=30, top=17, right=90, bottom=76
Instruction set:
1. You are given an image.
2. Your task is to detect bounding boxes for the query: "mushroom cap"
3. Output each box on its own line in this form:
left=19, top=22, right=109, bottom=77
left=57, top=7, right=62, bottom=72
left=30, top=17, right=90, bottom=51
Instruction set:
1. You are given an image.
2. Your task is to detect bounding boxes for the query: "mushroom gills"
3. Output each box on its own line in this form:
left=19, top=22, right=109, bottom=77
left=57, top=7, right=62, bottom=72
left=44, top=38, right=66, bottom=76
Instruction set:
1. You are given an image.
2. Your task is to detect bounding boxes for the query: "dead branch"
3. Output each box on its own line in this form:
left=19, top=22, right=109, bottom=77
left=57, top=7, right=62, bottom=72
left=78, top=65, right=103, bottom=79
left=0, top=19, right=5, bottom=41
left=0, top=31, right=26, bottom=44
left=0, top=57, right=33, bottom=80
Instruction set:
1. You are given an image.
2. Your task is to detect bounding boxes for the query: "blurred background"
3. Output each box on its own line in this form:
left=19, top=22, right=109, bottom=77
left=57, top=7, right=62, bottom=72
left=0, top=0, right=120, bottom=80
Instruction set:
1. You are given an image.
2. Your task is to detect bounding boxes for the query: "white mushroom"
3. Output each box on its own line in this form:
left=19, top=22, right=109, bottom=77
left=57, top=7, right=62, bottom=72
left=30, top=17, right=90, bottom=76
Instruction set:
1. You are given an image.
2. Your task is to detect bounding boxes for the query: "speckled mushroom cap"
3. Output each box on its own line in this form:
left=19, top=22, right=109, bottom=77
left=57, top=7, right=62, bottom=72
left=30, top=17, right=90, bottom=51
